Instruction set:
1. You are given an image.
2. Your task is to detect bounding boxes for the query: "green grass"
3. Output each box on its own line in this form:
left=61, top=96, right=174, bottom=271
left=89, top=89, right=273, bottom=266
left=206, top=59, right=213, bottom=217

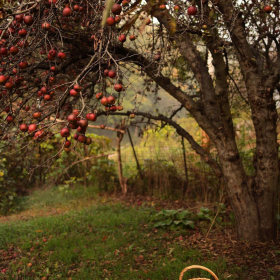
left=0, top=188, right=243, bottom=279
left=20, top=184, right=100, bottom=210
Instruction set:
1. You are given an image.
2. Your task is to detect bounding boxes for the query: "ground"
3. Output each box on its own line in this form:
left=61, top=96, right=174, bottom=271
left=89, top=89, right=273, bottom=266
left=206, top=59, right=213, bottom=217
left=0, top=187, right=279, bottom=279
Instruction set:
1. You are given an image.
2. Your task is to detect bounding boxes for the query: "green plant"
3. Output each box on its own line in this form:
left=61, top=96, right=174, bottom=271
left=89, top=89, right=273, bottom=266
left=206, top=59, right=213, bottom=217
left=0, top=133, right=117, bottom=215
left=197, top=207, right=212, bottom=221
left=0, top=157, right=22, bottom=215
left=153, top=209, right=195, bottom=230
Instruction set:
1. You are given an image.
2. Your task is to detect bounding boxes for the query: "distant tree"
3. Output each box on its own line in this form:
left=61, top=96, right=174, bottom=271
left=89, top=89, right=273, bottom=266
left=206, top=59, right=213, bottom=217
left=0, top=0, right=280, bottom=241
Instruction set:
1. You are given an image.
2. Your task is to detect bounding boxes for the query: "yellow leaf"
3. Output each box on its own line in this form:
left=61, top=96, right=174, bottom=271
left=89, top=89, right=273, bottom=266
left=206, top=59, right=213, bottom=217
left=168, top=17, right=177, bottom=35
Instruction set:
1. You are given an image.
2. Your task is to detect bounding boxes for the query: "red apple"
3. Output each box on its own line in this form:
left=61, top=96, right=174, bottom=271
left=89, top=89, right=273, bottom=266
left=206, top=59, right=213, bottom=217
left=70, top=89, right=78, bottom=96
left=108, top=70, right=116, bottom=78
left=77, top=126, right=86, bottom=133
left=74, top=84, right=82, bottom=91
left=188, top=6, right=197, bottom=16
left=10, top=46, right=19, bottom=55
left=112, top=3, right=122, bottom=15
left=63, top=7, right=72, bottom=16
left=6, top=115, right=14, bottom=123
left=0, top=47, right=7, bottom=56
left=110, top=105, right=117, bottom=111
left=5, top=82, right=14, bottom=89
left=100, top=96, right=108, bottom=106
left=19, top=61, right=28, bottom=69
left=19, top=124, right=28, bottom=132
left=65, top=140, right=71, bottom=147
left=106, top=17, right=115, bottom=26
left=115, top=16, right=121, bottom=23
left=18, top=29, right=27, bottom=37
left=28, top=124, right=37, bottom=133
left=15, top=14, right=23, bottom=23
left=114, top=84, right=123, bottom=92
left=41, top=87, right=47, bottom=94
left=24, top=15, right=34, bottom=26
left=118, top=34, right=126, bottom=42
left=48, top=49, right=56, bottom=57
left=42, top=22, right=51, bottom=30
left=78, top=119, right=88, bottom=128
left=67, top=113, right=78, bottom=123
left=72, top=109, right=79, bottom=115
left=44, top=94, right=51, bottom=101
left=57, top=51, right=66, bottom=59
left=96, top=92, right=103, bottom=99
left=86, top=113, right=97, bottom=121
left=174, top=5, right=180, bottom=12
left=60, top=127, right=70, bottom=137
left=264, top=5, right=272, bottom=13
left=77, top=134, right=86, bottom=143
left=85, top=137, right=92, bottom=145
left=33, top=112, right=41, bottom=119
left=0, top=75, right=7, bottom=84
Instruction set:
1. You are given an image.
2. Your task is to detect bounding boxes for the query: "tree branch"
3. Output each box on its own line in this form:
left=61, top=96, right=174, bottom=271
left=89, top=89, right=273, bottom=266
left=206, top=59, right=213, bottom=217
left=97, top=110, right=223, bottom=178
left=113, top=45, right=224, bottom=145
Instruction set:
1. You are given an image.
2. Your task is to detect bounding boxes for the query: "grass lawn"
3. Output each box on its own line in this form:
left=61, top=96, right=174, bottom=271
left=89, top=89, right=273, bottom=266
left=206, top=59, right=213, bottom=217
left=0, top=186, right=278, bottom=279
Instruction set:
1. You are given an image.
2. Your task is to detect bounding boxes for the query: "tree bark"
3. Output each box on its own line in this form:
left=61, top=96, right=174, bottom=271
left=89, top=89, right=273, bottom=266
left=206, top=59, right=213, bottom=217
left=221, top=161, right=277, bottom=241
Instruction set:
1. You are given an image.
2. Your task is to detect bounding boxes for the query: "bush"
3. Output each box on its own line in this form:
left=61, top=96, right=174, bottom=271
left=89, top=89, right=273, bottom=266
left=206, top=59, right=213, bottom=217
left=0, top=133, right=118, bottom=214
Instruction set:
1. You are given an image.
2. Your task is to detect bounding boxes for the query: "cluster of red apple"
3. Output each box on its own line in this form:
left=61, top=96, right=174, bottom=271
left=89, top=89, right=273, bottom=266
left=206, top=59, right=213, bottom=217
left=69, top=84, right=82, bottom=97
left=95, top=69, right=124, bottom=112
left=173, top=5, right=198, bottom=15
left=61, top=111, right=95, bottom=149
left=19, top=123, right=51, bottom=141
left=106, top=3, right=124, bottom=26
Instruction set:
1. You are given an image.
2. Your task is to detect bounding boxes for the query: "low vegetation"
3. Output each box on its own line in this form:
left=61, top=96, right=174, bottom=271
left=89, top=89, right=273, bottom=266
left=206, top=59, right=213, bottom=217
left=1, top=186, right=279, bottom=279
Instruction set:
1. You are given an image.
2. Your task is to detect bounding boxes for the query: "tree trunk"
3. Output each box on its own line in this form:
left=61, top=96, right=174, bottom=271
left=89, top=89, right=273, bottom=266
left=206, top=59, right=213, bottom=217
left=218, top=144, right=278, bottom=241
left=224, top=173, right=277, bottom=241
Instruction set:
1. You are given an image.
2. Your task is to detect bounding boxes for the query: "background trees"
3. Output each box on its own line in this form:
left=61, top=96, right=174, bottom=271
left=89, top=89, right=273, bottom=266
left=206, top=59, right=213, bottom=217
left=0, top=0, right=280, bottom=241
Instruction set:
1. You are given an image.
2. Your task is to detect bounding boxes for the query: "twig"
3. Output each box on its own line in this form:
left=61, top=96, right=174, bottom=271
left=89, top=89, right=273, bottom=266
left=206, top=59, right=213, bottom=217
left=50, top=117, right=126, bottom=134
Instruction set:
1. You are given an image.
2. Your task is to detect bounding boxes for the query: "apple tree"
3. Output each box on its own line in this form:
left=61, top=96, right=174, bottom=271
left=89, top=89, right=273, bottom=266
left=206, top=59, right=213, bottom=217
left=0, top=0, right=280, bottom=241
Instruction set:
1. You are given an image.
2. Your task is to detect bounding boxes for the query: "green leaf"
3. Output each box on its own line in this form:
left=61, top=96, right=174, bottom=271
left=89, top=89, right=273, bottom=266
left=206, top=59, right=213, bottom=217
left=176, top=210, right=190, bottom=220
left=182, top=220, right=195, bottom=229
left=128, top=244, right=134, bottom=251
left=154, top=218, right=172, bottom=228
left=200, top=207, right=210, bottom=214
left=8, top=195, right=13, bottom=201
left=173, top=220, right=182, bottom=225
left=162, top=209, right=178, bottom=217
